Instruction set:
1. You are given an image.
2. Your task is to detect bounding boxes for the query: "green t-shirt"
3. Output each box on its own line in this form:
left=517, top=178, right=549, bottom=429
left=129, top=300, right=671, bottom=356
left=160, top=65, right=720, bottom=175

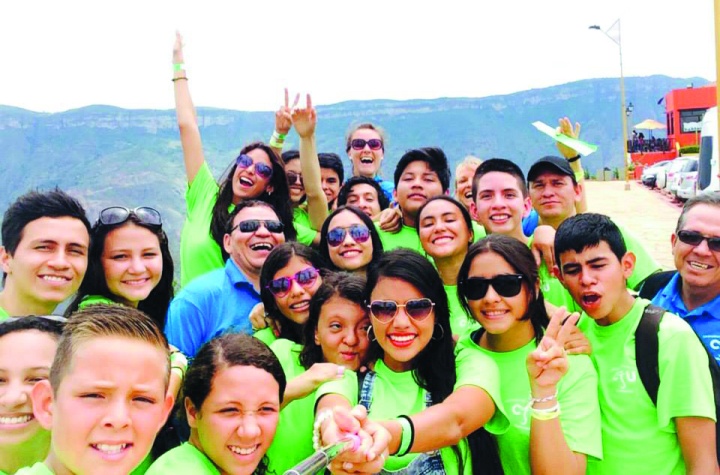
left=578, top=298, right=716, bottom=475
left=146, top=443, right=219, bottom=474
left=180, top=162, right=226, bottom=287
left=129, top=454, right=153, bottom=475
left=376, top=224, right=425, bottom=254
left=316, top=347, right=509, bottom=474
left=456, top=333, right=602, bottom=475
left=266, top=339, right=316, bottom=473
left=14, top=463, right=53, bottom=475
left=77, top=295, right=116, bottom=309
left=0, top=306, right=8, bottom=322
left=471, top=221, right=487, bottom=241
left=444, top=284, right=480, bottom=337
left=253, top=327, right=277, bottom=346
left=538, top=262, right=582, bottom=313
left=293, top=207, right=318, bottom=246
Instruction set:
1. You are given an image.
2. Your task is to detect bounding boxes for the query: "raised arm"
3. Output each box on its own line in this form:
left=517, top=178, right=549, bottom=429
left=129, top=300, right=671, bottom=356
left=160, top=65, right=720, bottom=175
left=269, top=88, right=298, bottom=159
left=556, top=117, right=588, bottom=214
left=527, top=311, right=587, bottom=475
left=172, top=32, right=205, bottom=184
left=292, top=94, right=328, bottom=230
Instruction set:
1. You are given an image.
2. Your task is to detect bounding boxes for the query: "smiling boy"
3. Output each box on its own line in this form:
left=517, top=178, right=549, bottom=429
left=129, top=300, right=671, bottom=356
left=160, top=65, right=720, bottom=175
left=19, top=304, right=174, bottom=475
left=554, top=213, right=717, bottom=475
left=0, top=190, right=91, bottom=319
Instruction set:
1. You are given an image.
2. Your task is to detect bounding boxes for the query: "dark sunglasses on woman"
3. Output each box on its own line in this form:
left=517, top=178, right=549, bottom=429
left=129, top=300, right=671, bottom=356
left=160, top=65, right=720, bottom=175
left=326, top=224, right=371, bottom=247
left=236, top=154, right=274, bottom=180
left=461, top=274, right=524, bottom=300
left=368, top=298, right=435, bottom=323
left=266, top=267, right=320, bottom=297
left=350, top=138, right=383, bottom=151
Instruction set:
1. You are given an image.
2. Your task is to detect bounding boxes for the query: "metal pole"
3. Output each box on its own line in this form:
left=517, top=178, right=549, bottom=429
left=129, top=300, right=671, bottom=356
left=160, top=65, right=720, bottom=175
left=618, top=20, right=631, bottom=191
left=715, top=0, right=720, bottom=141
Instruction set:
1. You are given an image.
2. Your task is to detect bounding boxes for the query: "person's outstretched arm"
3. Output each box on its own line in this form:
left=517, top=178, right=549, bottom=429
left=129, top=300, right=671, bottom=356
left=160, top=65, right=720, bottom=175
left=172, top=32, right=205, bottom=185
left=293, top=94, right=328, bottom=230
left=556, top=117, right=588, bottom=214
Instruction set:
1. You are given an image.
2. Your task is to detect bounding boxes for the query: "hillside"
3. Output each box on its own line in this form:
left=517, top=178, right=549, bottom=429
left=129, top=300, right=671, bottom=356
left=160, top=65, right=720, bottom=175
left=0, top=75, right=707, bottom=264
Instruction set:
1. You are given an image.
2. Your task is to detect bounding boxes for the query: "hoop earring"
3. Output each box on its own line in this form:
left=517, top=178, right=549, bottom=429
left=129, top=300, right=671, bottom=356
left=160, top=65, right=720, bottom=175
left=432, top=323, right=445, bottom=341
left=367, top=326, right=376, bottom=343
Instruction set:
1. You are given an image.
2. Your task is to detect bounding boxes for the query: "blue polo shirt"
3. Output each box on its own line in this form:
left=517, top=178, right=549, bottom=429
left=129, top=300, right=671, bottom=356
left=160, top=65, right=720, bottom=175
left=165, top=258, right=261, bottom=358
left=652, top=272, right=720, bottom=363
left=522, top=209, right=539, bottom=237
left=374, top=176, right=395, bottom=203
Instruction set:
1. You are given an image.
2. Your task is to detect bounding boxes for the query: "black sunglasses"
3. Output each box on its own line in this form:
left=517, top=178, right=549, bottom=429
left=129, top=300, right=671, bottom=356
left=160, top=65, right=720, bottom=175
left=462, top=274, right=524, bottom=300
left=98, top=207, right=162, bottom=227
left=677, top=230, right=720, bottom=252
left=236, top=154, right=274, bottom=180
left=266, top=267, right=320, bottom=297
left=368, top=298, right=435, bottom=323
left=350, top=138, right=383, bottom=151
left=231, top=219, right=284, bottom=234
left=287, top=171, right=304, bottom=186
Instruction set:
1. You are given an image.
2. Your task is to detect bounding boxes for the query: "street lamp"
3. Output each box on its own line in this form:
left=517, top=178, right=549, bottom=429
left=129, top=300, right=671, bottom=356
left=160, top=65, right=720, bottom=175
left=590, top=20, right=631, bottom=190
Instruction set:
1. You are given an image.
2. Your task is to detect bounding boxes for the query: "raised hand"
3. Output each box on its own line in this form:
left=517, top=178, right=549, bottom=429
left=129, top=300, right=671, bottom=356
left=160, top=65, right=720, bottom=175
left=527, top=308, right=579, bottom=392
left=555, top=117, right=582, bottom=158
left=291, top=94, right=317, bottom=139
left=275, top=88, right=299, bottom=136
left=172, top=31, right=184, bottom=65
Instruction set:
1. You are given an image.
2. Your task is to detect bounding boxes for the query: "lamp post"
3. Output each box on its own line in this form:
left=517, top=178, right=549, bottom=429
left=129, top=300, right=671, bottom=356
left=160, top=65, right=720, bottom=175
left=626, top=101, right=634, bottom=152
left=590, top=20, right=631, bottom=190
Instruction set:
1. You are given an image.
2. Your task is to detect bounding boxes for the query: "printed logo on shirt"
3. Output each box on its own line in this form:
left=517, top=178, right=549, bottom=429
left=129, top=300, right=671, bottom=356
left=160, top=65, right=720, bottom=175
left=702, top=335, right=720, bottom=362
left=610, top=364, right=639, bottom=393
left=509, top=398, right=531, bottom=429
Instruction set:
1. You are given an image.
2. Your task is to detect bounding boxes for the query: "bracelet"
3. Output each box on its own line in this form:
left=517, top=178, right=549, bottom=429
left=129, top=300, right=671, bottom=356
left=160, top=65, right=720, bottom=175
left=531, top=402, right=561, bottom=421
left=312, top=409, right=334, bottom=450
left=269, top=137, right=284, bottom=149
left=396, top=415, right=415, bottom=457
left=172, top=77, right=188, bottom=82
left=272, top=130, right=288, bottom=140
left=567, top=154, right=581, bottom=163
left=530, top=392, right=557, bottom=404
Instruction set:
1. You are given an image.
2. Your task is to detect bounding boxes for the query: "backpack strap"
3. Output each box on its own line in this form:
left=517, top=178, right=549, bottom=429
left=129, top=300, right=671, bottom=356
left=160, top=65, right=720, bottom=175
left=637, top=270, right=676, bottom=299
left=635, top=303, right=665, bottom=405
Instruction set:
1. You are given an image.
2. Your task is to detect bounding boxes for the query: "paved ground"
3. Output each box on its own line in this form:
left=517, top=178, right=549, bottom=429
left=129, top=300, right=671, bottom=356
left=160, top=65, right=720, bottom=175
left=584, top=180, right=681, bottom=270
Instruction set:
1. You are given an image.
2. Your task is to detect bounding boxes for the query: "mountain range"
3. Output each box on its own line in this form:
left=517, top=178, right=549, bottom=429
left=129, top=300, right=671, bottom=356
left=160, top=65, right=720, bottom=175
left=0, top=74, right=707, bottom=266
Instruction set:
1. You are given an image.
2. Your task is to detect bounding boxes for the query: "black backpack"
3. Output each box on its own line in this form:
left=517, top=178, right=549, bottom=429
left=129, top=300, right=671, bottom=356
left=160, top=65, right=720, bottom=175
left=635, top=303, right=720, bottom=462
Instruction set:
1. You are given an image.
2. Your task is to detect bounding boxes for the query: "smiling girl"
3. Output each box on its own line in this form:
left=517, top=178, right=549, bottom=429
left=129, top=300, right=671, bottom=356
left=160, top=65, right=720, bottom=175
left=456, top=235, right=601, bottom=474
left=319, top=206, right=383, bottom=277
left=316, top=249, right=508, bottom=474
left=172, top=33, right=295, bottom=286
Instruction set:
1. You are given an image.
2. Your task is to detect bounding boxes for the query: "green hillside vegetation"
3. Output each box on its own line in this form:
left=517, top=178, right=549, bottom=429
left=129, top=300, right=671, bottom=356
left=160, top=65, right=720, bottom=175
left=0, top=75, right=706, bottom=274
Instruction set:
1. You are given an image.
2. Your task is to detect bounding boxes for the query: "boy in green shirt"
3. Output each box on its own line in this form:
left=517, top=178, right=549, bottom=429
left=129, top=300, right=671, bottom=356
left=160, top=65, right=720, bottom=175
left=554, top=213, right=717, bottom=475
left=18, top=304, right=174, bottom=475
left=0, top=190, right=91, bottom=319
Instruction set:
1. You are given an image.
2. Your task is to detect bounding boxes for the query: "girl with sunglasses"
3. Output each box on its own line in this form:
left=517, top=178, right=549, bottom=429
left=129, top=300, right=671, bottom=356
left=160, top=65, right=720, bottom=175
left=254, top=243, right=329, bottom=346
left=172, top=33, right=295, bottom=286
left=417, top=196, right=480, bottom=337
left=345, top=123, right=394, bottom=203
left=319, top=206, right=383, bottom=277
left=146, top=333, right=286, bottom=475
left=265, top=272, right=371, bottom=474
left=316, top=249, right=508, bottom=474
left=0, top=317, right=63, bottom=474
left=455, top=235, right=601, bottom=475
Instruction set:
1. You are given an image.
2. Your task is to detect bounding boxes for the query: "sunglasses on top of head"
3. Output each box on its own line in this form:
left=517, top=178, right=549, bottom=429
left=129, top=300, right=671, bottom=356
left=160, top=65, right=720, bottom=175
left=236, top=154, right=274, bottom=180
left=326, top=224, right=371, bottom=247
left=350, top=139, right=383, bottom=151
left=266, top=267, right=320, bottom=297
left=677, top=230, right=720, bottom=252
left=368, top=298, right=435, bottom=323
left=461, top=274, right=525, bottom=300
left=98, top=207, right=162, bottom=227
left=231, top=219, right=284, bottom=234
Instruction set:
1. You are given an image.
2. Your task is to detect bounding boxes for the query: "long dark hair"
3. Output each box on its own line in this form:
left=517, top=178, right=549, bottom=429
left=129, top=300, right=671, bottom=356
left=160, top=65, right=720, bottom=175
left=66, top=216, right=174, bottom=331
left=259, top=243, right=329, bottom=343
left=299, top=272, right=367, bottom=369
left=366, top=249, right=503, bottom=475
left=457, top=234, right=548, bottom=345
left=319, top=206, right=383, bottom=271
left=185, top=333, right=286, bottom=475
left=211, top=142, right=296, bottom=257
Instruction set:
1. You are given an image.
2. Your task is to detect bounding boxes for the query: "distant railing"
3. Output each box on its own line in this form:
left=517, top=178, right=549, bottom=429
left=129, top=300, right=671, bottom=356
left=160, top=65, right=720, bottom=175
left=627, top=137, right=672, bottom=153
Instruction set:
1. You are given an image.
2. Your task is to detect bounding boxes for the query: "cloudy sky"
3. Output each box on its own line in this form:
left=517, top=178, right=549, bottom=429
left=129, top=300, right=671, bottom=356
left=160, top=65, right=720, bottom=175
left=0, top=0, right=715, bottom=113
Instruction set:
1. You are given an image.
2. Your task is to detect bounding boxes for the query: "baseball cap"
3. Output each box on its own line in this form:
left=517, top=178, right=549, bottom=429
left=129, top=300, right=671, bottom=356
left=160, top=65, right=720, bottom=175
left=527, top=156, right=577, bottom=184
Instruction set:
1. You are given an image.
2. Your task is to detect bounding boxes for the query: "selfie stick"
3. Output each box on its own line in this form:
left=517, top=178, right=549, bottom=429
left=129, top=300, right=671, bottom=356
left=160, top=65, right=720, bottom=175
left=284, top=434, right=362, bottom=475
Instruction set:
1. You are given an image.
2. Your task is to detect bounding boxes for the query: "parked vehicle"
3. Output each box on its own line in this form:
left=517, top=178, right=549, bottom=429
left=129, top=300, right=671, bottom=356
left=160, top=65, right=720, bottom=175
left=699, top=107, right=719, bottom=193
left=641, top=160, right=672, bottom=188
left=676, top=171, right=698, bottom=201
left=667, top=157, right=698, bottom=197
